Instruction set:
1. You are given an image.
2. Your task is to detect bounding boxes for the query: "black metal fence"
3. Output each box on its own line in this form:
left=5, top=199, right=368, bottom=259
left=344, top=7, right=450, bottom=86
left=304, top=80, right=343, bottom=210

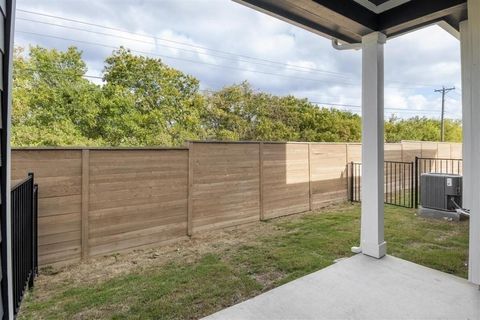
left=349, top=161, right=415, bottom=208
left=384, top=161, right=415, bottom=208
left=11, top=173, right=38, bottom=316
left=414, top=157, right=463, bottom=208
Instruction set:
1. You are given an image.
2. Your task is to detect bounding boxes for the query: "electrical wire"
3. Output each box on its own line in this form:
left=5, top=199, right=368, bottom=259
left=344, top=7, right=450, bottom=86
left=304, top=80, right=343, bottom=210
left=16, top=9, right=351, bottom=77
left=16, top=17, right=354, bottom=79
left=14, top=9, right=460, bottom=118
left=16, top=30, right=364, bottom=87
left=16, top=9, right=445, bottom=90
left=16, top=30, right=449, bottom=92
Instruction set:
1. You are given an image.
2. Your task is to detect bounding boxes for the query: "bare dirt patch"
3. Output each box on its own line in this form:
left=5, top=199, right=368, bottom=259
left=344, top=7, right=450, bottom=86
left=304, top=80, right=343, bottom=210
left=33, top=213, right=294, bottom=300
left=33, top=204, right=346, bottom=304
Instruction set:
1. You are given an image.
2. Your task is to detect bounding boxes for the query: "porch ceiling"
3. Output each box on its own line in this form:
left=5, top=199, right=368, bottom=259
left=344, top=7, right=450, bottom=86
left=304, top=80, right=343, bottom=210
left=234, top=0, right=468, bottom=43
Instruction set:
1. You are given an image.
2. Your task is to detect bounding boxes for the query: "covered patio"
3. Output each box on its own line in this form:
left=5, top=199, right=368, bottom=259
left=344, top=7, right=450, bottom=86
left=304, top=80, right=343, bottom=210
left=205, top=254, right=479, bottom=319
left=205, top=0, right=480, bottom=318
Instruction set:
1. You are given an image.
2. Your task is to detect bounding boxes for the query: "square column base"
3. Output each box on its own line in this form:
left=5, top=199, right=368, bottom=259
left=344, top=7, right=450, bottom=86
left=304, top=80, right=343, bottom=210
left=353, top=241, right=387, bottom=259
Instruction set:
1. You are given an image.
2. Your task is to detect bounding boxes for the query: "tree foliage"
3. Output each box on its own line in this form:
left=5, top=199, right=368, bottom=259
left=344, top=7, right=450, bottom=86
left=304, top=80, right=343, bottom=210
left=12, top=46, right=462, bottom=147
left=384, top=115, right=461, bottom=143
left=98, top=48, right=206, bottom=146
left=203, top=82, right=361, bottom=142
left=13, top=46, right=102, bottom=146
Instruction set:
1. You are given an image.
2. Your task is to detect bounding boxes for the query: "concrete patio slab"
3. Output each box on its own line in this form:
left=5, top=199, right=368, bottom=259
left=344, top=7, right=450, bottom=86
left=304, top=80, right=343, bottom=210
left=204, top=254, right=480, bottom=319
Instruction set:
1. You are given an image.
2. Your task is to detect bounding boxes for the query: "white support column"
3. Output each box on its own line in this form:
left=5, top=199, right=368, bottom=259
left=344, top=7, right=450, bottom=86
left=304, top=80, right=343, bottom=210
left=358, top=32, right=387, bottom=258
left=460, top=19, right=474, bottom=284
left=463, top=0, right=480, bottom=285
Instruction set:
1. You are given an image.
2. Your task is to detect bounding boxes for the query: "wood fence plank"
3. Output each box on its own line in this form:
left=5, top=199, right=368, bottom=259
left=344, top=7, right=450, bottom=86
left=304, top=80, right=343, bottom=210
left=259, top=142, right=264, bottom=221
left=11, top=142, right=462, bottom=266
left=81, top=149, right=89, bottom=259
left=188, top=143, right=194, bottom=236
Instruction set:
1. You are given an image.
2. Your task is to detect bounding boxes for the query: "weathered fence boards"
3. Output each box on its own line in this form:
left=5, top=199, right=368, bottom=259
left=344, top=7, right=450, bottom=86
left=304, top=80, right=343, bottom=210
left=87, top=150, right=189, bottom=257
left=12, top=150, right=83, bottom=266
left=402, top=141, right=422, bottom=162
left=310, top=144, right=348, bottom=209
left=384, top=144, right=402, bottom=161
left=190, top=143, right=260, bottom=233
left=347, top=144, right=361, bottom=162
left=421, top=142, right=438, bottom=158
left=451, top=144, right=462, bottom=158
left=263, top=143, right=310, bottom=219
left=11, top=141, right=461, bottom=266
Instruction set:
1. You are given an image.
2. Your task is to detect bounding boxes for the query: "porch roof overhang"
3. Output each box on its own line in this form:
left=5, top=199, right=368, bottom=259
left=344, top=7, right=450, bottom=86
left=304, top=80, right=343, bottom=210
left=233, top=0, right=468, bottom=43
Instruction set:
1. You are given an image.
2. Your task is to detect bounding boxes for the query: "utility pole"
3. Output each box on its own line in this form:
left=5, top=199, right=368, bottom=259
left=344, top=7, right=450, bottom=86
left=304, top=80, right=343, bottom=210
left=434, top=86, right=455, bottom=142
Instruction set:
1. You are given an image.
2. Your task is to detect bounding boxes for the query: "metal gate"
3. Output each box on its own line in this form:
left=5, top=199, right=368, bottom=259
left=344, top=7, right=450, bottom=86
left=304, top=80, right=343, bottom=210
left=349, top=157, right=464, bottom=209
left=349, top=161, right=415, bottom=208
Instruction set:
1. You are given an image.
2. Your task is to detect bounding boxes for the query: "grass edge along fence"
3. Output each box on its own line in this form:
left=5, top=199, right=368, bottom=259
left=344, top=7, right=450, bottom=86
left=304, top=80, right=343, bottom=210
left=11, top=141, right=461, bottom=267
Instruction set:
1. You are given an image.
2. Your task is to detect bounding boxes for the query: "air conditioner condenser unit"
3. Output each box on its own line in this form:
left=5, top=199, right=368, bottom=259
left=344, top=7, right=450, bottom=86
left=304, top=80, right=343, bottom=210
left=418, top=173, right=465, bottom=221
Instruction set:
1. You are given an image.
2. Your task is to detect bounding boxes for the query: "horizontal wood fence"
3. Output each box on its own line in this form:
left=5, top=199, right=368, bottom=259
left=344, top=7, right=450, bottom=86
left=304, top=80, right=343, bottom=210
left=11, top=141, right=461, bottom=266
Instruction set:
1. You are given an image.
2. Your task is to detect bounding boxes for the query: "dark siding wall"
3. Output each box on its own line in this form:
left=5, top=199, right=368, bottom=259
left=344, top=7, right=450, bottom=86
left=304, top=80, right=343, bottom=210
left=1, top=0, right=15, bottom=318
left=0, top=2, right=5, bottom=317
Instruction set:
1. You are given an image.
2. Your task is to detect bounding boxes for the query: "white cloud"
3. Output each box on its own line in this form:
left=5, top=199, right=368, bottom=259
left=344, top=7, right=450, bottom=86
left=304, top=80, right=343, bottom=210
left=14, top=0, right=462, bottom=119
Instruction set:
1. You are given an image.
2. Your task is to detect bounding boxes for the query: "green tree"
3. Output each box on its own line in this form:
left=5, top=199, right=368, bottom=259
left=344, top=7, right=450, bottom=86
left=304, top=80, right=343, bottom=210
left=12, top=45, right=462, bottom=147
left=12, top=46, right=102, bottom=146
left=384, top=115, right=462, bottom=143
left=98, top=47, right=206, bottom=146
left=203, top=82, right=361, bottom=142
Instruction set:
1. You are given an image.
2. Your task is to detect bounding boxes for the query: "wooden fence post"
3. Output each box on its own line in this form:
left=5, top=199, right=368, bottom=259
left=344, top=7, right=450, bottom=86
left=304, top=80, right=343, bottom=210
left=259, top=142, right=264, bottom=220
left=81, top=149, right=90, bottom=259
left=187, top=142, right=194, bottom=236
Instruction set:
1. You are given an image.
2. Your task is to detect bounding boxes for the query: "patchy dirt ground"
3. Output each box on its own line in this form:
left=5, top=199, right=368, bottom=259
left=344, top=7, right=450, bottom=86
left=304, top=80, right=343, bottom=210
left=35, top=206, right=327, bottom=300
left=20, top=203, right=468, bottom=320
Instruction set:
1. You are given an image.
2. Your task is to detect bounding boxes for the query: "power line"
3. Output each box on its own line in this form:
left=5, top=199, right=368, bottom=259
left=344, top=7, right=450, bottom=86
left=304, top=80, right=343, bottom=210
left=13, top=10, right=456, bottom=118
left=15, top=67, right=442, bottom=116
left=300, top=102, right=442, bottom=115
left=17, top=17, right=353, bottom=79
left=17, top=66, right=104, bottom=80
left=16, top=30, right=447, bottom=92
left=450, top=90, right=462, bottom=97
left=310, top=101, right=361, bottom=108
left=16, top=9, right=444, bottom=90
left=310, top=101, right=441, bottom=113
left=201, top=89, right=448, bottom=115
left=201, top=88, right=439, bottom=114
left=16, top=30, right=364, bottom=87
left=16, top=9, right=351, bottom=78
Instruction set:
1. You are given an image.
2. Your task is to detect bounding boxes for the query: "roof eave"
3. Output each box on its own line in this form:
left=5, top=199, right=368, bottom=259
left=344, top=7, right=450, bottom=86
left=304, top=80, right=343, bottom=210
left=233, top=0, right=467, bottom=44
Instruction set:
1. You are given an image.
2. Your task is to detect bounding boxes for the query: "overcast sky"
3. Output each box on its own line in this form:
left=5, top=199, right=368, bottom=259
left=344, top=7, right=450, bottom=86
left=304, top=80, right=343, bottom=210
left=14, top=0, right=463, bottom=119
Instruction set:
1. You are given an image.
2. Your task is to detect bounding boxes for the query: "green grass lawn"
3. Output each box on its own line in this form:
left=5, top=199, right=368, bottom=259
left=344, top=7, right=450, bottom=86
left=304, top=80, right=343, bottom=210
left=19, top=204, right=469, bottom=320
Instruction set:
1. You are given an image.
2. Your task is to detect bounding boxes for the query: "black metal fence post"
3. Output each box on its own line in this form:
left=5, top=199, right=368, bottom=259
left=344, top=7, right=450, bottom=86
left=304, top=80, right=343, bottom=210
left=414, top=157, right=419, bottom=209
left=28, top=173, right=34, bottom=289
left=410, top=162, right=414, bottom=208
left=10, top=173, right=38, bottom=316
left=33, top=183, right=38, bottom=279
left=349, top=161, right=354, bottom=202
